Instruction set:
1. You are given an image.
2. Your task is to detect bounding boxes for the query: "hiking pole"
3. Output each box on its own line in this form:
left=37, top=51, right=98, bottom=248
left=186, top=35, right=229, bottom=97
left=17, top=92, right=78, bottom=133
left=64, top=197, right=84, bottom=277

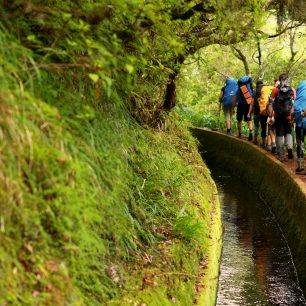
left=218, top=101, right=222, bottom=130
left=292, top=116, right=296, bottom=152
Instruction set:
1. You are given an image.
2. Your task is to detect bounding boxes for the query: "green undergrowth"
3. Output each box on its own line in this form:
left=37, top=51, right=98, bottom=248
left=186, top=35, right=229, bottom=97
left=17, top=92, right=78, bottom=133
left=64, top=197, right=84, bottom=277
left=176, top=106, right=249, bottom=135
left=0, top=28, right=219, bottom=305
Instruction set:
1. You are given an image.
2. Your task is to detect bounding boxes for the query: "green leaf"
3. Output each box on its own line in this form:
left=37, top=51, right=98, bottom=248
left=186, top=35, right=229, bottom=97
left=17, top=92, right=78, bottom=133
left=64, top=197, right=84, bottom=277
left=125, top=64, right=134, bottom=74
left=102, top=76, right=113, bottom=98
left=62, top=13, right=72, bottom=20
left=88, top=74, right=99, bottom=83
left=27, top=35, right=36, bottom=43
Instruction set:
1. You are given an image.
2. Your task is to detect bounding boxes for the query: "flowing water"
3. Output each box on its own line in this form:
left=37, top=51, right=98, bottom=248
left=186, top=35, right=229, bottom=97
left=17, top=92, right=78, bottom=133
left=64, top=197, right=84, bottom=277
left=211, top=167, right=306, bottom=306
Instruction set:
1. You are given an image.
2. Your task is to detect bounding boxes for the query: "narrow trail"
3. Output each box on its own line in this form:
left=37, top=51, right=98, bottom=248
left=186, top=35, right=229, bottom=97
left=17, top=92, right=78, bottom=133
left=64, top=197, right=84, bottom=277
left=217, top=129, right=306, bottom=189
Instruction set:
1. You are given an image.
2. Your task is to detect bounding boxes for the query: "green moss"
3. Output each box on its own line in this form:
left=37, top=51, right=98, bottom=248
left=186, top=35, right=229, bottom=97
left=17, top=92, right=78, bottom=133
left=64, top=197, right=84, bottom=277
left=0, top=30, right=221, bottom=305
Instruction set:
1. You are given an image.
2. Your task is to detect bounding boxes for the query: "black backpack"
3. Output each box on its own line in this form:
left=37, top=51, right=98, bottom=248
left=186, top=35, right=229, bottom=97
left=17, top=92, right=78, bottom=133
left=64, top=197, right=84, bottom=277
left=273, top=80, right=293, bottom=116
left=253, top=84, right=264, bottom=114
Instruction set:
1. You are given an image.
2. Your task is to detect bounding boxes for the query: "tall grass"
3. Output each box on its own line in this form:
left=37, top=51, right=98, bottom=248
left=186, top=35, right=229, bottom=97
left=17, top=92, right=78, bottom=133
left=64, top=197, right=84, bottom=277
left=0, top=27, right=218, bottom=305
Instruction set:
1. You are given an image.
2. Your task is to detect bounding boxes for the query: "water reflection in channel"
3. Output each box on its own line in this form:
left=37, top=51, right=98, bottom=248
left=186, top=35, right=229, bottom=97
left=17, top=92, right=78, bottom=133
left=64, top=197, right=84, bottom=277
left=212, top=169, right=306, bottom=306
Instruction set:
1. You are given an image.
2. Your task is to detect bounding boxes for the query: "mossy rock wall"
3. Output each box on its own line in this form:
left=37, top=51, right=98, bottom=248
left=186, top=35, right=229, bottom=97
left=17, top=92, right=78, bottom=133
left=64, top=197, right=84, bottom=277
left=191, top=127, right=306, bottom=295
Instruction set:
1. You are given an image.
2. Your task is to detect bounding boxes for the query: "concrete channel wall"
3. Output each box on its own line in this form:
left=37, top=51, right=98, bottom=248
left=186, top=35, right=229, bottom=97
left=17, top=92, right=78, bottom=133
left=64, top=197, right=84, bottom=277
left=191, top=127, right=306, bottom=295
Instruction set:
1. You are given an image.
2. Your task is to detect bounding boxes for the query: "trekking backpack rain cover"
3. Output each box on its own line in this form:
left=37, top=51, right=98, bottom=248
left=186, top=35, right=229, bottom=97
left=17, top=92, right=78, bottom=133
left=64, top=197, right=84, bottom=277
left=294, top=80, right=306, bottom=128
left=238, top=76, right=253, bottom=104
left=273, top=81, right=294, bottom=116
left=259, top=85, right=273, bottom=115
left=222, top=79, right=238, bottom=107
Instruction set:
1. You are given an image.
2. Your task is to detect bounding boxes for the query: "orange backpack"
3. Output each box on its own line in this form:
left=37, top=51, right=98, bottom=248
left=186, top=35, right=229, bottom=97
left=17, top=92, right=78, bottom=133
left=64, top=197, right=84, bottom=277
left=240, top=85, right=253, bottom=104
left=259, top=85, right=273, bottom=115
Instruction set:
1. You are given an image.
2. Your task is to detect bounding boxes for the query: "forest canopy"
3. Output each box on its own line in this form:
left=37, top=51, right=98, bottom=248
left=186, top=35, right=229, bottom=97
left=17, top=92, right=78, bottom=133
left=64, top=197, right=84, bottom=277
left=1, top=0, right=305, bottom=123
left=177, top=18, right=306, bottom=115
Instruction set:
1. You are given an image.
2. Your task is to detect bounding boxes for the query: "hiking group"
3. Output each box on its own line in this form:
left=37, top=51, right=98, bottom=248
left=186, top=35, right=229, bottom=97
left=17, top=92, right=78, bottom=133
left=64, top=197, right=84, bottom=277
left=219, top=74, right=306, bottom=173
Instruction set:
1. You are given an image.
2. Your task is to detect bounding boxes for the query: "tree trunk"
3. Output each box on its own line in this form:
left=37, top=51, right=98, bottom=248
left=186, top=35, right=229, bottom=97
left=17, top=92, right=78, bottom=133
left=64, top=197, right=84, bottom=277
left=162, top=55, right=185, bottom=111
left=231, top=46, right=250, bottom=75
left=163, top=73, right=177, bottom=111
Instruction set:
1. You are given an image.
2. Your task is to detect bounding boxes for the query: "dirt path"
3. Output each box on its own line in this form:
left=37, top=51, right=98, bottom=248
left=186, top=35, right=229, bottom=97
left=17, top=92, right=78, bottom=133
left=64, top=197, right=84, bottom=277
left=236, top=132, right=306, bottom=187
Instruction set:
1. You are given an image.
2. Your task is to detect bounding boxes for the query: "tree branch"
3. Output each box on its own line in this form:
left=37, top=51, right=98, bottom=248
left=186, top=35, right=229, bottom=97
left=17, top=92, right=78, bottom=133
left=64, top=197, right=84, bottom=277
left=257, top=42, right=262, bottom=66
left=258, top=21, right=305, bottom=38
left=287, top=46, right=306, bottom=74
left=286, top=25, right=298, bottom=72
left=171, top=3, right=215, bottom=21
left=231, top=46, right=250, bottom=75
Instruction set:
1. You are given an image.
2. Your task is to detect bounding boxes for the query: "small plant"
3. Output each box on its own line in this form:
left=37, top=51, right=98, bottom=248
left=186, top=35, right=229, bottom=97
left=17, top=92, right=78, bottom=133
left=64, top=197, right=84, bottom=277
left=176, top=106, right=250, bottom=136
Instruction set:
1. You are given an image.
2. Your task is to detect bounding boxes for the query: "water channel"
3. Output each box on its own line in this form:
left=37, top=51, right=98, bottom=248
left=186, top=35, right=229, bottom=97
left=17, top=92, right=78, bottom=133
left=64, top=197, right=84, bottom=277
left=210, top=166, right=306, bottom=306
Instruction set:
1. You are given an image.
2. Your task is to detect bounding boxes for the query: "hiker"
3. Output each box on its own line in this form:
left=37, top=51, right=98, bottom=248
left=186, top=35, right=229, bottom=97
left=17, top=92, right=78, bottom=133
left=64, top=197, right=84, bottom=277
left=265, top=79, right=278, bottom=153
left=293, top=80, right=306, bottom=173
left=266, top=101, right=276, bottom=152
left=233, top=75, right=253, bottom=140
left=219, top=78, right=238, bottom=135
left=249, top=80, right=273, bottom=148
left=271, top=73, right=296, bottom=161
left=248, top=80, right=263, bottom=145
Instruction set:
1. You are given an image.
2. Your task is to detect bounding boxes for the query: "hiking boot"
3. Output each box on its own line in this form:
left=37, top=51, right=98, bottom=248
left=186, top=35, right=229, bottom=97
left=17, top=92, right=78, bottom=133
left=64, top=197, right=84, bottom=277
left=272, top=146, right=276, bottom=154
left=248, top=133, right=253, bottom=141
left=266, top=144, right=271, bottom=151
left=238, top=132, right=242, bottom=138
left=296, top=158, right=305, bottom=173
left=288, top=148, right=293, bottom=159
left=226, top=129, right=232, bottom=136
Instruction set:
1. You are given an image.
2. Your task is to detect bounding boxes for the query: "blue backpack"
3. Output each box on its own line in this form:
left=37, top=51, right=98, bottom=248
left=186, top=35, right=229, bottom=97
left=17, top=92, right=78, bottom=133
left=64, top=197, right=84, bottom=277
left=222, top=79, right=238, bottom=107
left=237, top=76, right=253, bottom=105
left=294, top=80, right=306, bottom=128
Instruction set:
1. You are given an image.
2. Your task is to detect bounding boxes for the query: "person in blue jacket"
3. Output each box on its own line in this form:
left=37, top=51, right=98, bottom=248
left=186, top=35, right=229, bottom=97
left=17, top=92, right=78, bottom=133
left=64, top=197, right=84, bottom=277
left=233, top=76, right=254, bottom=140
left=294, top=80, right=306, bottom=173
left=219, top=78, right=238, bottom=135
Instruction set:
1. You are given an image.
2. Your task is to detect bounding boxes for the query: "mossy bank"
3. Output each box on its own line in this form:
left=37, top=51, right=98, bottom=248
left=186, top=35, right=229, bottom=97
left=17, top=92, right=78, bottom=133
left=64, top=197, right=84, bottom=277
left=192, top=127, right=306, bottom=296
left=0, top=26, right=222, bottom=305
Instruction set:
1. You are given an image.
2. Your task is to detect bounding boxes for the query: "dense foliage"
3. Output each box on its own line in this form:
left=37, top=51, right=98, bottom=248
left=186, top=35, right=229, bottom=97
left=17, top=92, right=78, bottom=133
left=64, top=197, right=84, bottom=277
left=177, top=19, right=306, bottom=131
left=1, top=0, right=272, bottom=120
left=0, top=1, right=224, bottom=304
left=0, top=0, right=305, bottom=304
left=0, top=25, right=220, bottom=305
